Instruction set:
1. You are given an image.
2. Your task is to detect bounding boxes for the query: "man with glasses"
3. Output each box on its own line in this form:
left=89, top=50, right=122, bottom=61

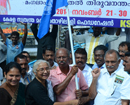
left=89, top=49, right=130, bottom=105
left=48, top=48, right=90, bottom=104
left=92, top=45, right=108, bottom=70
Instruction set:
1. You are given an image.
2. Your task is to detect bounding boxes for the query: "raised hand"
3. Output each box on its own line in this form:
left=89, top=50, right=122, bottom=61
left=91, top=68, right=100, bottom=79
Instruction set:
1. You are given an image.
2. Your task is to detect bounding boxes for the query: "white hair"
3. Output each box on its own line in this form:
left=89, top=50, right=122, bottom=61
left=33, top=59, right=50, bottom=73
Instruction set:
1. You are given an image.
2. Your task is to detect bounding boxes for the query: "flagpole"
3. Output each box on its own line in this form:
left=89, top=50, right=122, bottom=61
left=66, top=6, right=79, bottom=90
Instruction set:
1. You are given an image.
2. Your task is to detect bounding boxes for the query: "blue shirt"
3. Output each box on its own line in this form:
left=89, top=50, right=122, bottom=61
left=92, top=63, right=105, bottom=70
left=6, top=38, right=24, bottom=64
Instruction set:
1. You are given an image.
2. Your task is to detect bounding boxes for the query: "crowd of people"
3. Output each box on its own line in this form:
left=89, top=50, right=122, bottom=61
left=0, top=24, right=130, bottom=105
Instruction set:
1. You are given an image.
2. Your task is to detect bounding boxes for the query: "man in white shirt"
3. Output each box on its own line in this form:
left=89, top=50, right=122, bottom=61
left=42, top=46, right=58, bottom=69
left=75, top=48, right=92, bottom=87
left=89, top=49, right=130, bottom=105
left=73, top=27, right=121, bottom=65
left=92, top=45, right=108, bottom=70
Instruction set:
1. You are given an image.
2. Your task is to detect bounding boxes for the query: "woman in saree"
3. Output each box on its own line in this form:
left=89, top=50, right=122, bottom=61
left=25, top=60, right=78, bottom=105
left=0, top=62, right=25, bottom=105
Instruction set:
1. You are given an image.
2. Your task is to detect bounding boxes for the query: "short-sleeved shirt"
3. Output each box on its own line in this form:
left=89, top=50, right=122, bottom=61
left=94, top=67, right=130, bottom=105
left=6, top=38, right=24, bottom=64
left=48, top=66, right=88, bottom=102
left=81, top=64, right=92, bottom=87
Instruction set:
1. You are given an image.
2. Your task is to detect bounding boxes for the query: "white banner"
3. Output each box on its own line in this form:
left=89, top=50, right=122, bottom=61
left=0, top=0, right=130, bottom=27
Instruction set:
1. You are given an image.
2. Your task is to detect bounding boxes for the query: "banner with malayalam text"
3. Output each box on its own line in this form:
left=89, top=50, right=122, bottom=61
left=0, top=0, right=130, bottom=28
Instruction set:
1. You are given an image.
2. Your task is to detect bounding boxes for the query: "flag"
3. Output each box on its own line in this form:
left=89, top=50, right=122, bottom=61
left=37, top=0, right=68, bottom=39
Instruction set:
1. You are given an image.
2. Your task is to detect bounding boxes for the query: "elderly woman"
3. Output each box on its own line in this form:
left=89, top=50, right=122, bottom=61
left=25, top=60, right=78, bottom=105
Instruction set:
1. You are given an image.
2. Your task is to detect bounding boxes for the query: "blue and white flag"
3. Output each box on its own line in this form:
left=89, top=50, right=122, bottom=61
left=37, top=0, right=68, bottom=39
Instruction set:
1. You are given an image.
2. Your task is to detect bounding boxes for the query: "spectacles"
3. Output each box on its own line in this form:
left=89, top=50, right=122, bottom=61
left=118, top=50, right=128, bottom=54
left=94, top=54, right=104, bottom=58
left=36, top=67, right=50, bottom=72
left=56, top=56, right=68, bottom=60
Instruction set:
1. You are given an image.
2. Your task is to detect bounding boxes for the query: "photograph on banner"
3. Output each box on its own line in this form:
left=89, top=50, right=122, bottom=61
left=0, top=0, right=130, bottom=28
left=0, top=0, right=11, bottom=14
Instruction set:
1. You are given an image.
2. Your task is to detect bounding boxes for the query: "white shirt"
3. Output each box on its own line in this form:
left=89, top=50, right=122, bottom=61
left=81, top=64, right=92, bottom=87
left=94, top=67, right=130, bottom=105
left=27, top=65, right=33, bottom=75
left=27, top=65, right=35, bottom=80
left=119, top=60, right=124, bottom=69
left=47, top=80, right=55, bottom=101
left=73, top=33, right=119, bottom=64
